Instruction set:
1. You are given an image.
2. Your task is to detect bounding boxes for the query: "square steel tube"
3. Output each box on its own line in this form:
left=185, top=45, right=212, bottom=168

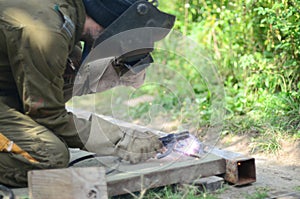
left=207, top=147, right=256, bottom=185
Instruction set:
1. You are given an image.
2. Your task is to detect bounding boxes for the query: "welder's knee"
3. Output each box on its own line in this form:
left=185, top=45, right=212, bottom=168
left=37, top=138, right=70, bottom=169
left=0, top=140, right=70, bottom=187
left=17, top=130, right=71, bottom=169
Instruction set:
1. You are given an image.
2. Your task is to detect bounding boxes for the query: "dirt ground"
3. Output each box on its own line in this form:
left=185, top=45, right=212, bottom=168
left=127, top=113, right=300, bottom=198
left=146, top=113, right=300, bottom=198
left=210, top=134, right=300, bottom=199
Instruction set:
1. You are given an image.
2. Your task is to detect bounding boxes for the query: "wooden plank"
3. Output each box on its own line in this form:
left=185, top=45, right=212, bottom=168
left=105, top=153, right=225, bottom=196
left=28, top=167, right=108, bottom=199
left=192, top=176, right=224, bottom=192
left=268, top=192, right=300, bottom=199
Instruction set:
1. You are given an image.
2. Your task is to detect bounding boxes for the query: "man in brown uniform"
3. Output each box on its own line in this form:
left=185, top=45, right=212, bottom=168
left=0, top=0, right=166, bottom=187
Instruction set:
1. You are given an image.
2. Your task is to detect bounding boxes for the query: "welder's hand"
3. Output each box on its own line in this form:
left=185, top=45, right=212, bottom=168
left=84, top=114, right=163, bottom=164
left=115, top=129, right=163, bottom=164
left=112, top=51, right=154, bottom=77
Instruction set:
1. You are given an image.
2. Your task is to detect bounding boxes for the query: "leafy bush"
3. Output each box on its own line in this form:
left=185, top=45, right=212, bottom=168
left=151, top=0, right=300, bottom=138
left=121, top=0, right=300, bottom=146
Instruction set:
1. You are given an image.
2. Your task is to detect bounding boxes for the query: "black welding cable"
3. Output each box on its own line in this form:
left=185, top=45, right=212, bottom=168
left=68, top=155, right=121, bottom=175
left=0, top=185, right=15, bottom=199
left=68, top=154, right=96, bottom=167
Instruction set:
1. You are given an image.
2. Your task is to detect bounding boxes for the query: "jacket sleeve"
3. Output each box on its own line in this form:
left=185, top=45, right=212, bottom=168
left=71, top=58, right=146, bottom=97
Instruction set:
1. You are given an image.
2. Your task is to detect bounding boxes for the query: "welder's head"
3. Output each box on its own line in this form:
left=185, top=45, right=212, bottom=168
left=82, top=0, right=144, bottom=28
left=80, top=0, right=175, bottom=65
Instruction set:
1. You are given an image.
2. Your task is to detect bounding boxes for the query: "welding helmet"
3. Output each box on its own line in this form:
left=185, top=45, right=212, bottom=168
left=81, top=0, right=175, bottom=75
left=82, top=0, right=142, bottom=28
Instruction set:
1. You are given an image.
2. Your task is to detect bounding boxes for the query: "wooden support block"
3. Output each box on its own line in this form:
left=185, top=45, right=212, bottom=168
left=192, top=176, right=224, bottom=192
left=268, top=192, right=300, bottom=199
left=106, top=153, right=225, bottom=196
left=28, top=167, right=108, bottom=199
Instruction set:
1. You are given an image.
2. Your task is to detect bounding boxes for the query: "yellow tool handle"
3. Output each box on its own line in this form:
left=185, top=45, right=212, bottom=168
left=0, top=133, right=11, bottom=151
left=0, top=133, right=39, bottom=163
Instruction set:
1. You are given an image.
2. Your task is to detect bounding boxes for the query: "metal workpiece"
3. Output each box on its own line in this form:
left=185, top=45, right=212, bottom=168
left=155, top=131, right=256, bottom=185
left=207, top=147, right=256, bottom=186
left=225, top=157, right=256, bottom=185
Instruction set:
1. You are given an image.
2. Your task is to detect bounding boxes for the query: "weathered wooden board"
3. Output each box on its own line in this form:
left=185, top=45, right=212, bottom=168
left=28, top=167, right=108, bottom=199
left=14, top=153, right=225, bottom=198
left=191, top=176, right=224, bottom=192
left=105, top=153, right=225, bottom=196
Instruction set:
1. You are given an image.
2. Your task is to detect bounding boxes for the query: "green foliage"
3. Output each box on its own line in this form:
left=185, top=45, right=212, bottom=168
left=116, top=0, right=300, bottom=153
left=128, top=47, right=213, bottom=130
left=250, top=132, right=282, bottom=154
left=75, top=2, right=299, bottom=197
left=148, top=0, right=300, bottom=143
left=140, top=185, right=218, bottom=199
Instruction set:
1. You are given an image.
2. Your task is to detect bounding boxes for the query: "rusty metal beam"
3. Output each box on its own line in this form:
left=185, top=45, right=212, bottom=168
left=206, top=147, right=256, bottom=185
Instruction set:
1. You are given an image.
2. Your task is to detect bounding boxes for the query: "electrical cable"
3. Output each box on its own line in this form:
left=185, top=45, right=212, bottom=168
left=0, top=185, right=15, bottom=199
left=68, top=155, right=121, bottom=175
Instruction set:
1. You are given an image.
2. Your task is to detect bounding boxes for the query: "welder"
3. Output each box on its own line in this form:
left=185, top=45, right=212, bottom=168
left=0, top=0, right=174, bottom=187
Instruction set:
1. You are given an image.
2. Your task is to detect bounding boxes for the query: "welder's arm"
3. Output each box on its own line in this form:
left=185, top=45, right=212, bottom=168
left=112, top=50, right=154, bottom=77
left=82, top=114, right=163, bottom=164
left=72, top=52, right=152, bottom=96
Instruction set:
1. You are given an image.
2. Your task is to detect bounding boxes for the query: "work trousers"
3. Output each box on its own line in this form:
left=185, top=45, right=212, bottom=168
left=0, top=1, right=90, bottom=187
left=0, top=0, right=147, bottom=187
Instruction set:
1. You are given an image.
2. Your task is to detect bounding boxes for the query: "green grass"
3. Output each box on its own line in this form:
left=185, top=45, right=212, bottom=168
left=119, top=185, right=219, bottom=199
left=244, top=187, right=269, bottom=199
left=295, top=186, right=300, bottom=192
left=250, top=136, right=282, bottom=154
left=111, top=185, right=271, bottom=199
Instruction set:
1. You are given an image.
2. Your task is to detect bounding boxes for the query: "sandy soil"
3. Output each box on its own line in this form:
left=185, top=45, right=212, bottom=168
left=146, top=113, right=300, bottom=198
left=136, top=113, right=300, bottom=198
left=210, top=134, right=300, bottom=199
